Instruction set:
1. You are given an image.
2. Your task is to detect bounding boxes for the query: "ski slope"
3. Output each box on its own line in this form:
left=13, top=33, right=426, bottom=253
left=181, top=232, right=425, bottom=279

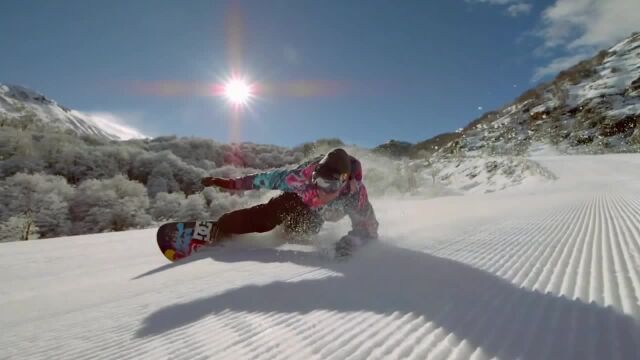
left=3, top=154, right=640, bottom=359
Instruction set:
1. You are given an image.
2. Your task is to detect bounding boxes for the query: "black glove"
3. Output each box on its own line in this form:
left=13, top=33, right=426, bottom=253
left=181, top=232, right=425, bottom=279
left=334, top=230, right=372, bottom=258
left=201, top=177, right=237, bottom=189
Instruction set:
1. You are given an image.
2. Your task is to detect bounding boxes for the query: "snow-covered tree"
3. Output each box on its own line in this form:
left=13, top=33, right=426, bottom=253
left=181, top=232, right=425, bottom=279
left=35, top=132, right=70, bottom=169
left=204, top=189, right=245, bottom=220
left=36, top=193, right=72, bottom=237
left=0, top=173, right=73, bottom=239
left=70, top=175, right=151, bottom=234
left=176, top=194, right=209, bottom=221
left=0, top=155, right=46, bottom=177
left=147, top=162, right=180, bottom=197
left=52, top=146, right=100, bottom=184
left=0, top=214, right=39, bottom=242
left=207, top=164, right=253, bottom=179
left=148, top=137, right=226, bottom=168
left=100, top=144, right=145, bottom=178
left=146, top=176, right=170, bottom=197
left=130, top=150, right=206, bottom=195
left=150, top=192, right=185, bottom=221
left=406, top=162, right=418, bottom=191
left=430, top=165, right=441, bottom=185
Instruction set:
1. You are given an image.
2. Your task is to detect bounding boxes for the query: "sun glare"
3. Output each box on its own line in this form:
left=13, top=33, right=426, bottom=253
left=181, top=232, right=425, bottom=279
left=224, top=78, right=252, bottom=106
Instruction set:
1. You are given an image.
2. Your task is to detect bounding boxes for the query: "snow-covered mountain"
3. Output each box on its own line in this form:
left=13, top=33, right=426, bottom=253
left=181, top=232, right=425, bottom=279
left=444, top=32, right=640, bottom=156
left=2, top=153, right=640, bottom=359
left=0, top=84, right=145, bottom=140
left=374, top=32, right=640, bottom=159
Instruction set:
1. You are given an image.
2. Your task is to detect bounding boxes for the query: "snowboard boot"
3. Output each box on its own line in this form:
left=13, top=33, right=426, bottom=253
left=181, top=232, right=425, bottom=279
left=208, top=221, right=222, bottom=244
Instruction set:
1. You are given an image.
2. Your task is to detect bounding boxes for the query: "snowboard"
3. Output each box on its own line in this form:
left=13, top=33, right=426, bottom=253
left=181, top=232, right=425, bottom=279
left=156, top=220, right=217, bottom=262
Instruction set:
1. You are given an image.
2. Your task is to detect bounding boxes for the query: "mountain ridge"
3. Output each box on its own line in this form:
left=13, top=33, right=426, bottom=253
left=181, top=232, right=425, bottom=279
left=4, top=32, right=639, bottom=152
left=0, top=83, right=146, bottom=141
left=375, top=32, right=640, bottom=158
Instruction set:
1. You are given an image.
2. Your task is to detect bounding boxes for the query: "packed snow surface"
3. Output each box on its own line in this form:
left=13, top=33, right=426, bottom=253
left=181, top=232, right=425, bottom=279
left=3, top=154, right=640, bottom=359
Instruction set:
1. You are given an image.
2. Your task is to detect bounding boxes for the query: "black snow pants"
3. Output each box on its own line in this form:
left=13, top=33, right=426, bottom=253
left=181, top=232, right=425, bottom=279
left=216, top=192, right=324, bottom=239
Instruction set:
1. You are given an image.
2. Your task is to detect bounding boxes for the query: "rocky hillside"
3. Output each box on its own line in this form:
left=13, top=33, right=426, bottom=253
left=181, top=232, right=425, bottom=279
left=379, top=32, right=640, bottom=159
left=445, top=32, right=640, bottom=157
left=0, top=84, right=145, bottom=140
left=374, top=132, right=462, bottom=158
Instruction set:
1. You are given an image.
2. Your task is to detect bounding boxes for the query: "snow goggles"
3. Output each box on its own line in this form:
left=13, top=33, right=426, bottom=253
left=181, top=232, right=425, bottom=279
left=312, top=172, right=349, bottom=192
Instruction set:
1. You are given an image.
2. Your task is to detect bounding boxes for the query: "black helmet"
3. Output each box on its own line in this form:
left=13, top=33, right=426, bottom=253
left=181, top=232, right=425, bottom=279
left=313, top=148, right=351, bottom=191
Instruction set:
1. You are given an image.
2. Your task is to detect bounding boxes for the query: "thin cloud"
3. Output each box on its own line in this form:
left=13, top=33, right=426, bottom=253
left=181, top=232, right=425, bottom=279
left=507, top=3, right=532, bottom=17
left=81, top=111, right=148, bottom=140
left=466, top=0, right=514, bottom=4
left=531, top=52, right=591, bottom=82
left=538, top=0, right=640, bottom=50
left=466, top=0, right=533, bottom=17
left=532, top=0, right=640, bottom=81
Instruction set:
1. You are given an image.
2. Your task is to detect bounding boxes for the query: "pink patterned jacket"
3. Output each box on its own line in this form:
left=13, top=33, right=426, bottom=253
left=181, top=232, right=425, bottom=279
left=233, top=155, right=378, bottom=239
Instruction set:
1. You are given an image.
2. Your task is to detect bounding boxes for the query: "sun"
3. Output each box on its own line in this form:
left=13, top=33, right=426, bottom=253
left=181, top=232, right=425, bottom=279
left=224, top=78, right=253, bottom=106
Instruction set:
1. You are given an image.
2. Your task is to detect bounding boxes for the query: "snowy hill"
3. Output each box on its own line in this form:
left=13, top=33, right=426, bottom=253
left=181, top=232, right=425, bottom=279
left=377, top=32, right=640, bottom=159
left=3, top=153, right=640, bottom=359
left=348, top=147, right=557, bottom=196
left=445, top=32, right=640, bottom=156
left=0, top=84, right=145, bottom=140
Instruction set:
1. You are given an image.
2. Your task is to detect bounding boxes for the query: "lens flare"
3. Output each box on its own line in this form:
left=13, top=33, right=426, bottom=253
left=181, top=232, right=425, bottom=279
left=224, top=78, right=253, bottom=106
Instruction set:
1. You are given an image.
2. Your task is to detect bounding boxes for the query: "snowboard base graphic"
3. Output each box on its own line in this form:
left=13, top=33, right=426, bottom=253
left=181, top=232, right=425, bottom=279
left=156, top=221, right=217, bottom=262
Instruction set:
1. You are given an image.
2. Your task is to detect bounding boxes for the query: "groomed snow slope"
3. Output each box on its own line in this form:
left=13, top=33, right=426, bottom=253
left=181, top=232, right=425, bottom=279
left=3, top=154, right=640, bottom=359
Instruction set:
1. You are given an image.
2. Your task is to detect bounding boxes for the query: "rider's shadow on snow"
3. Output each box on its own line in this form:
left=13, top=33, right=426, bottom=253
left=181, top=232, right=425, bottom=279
left=136, top=243, right=640, bottom=359
left=131, top=235, right=324, bottom=280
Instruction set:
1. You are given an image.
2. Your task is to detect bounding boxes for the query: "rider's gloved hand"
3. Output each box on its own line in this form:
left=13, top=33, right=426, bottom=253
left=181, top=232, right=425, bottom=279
left=334, top=229, right=374, bottom=258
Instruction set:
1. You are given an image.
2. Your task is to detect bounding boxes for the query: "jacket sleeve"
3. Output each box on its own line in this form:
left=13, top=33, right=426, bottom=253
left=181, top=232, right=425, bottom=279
left=221, top=156, right=312, bottom=191
left=226, top=169, right=297, bottom=191
left=344, top=157, right=378, bottom=238
left=345, top=183, right=379, bottom=239
left=228, top=158, right=322, bottom=198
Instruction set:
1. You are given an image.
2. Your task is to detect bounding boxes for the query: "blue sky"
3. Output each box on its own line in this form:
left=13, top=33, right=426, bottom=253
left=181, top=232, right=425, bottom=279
left=1, top=0, right=638, bottom=147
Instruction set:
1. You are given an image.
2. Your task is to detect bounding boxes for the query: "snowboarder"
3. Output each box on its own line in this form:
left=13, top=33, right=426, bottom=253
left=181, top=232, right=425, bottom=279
left=201, top=148, right=379, bottom=257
